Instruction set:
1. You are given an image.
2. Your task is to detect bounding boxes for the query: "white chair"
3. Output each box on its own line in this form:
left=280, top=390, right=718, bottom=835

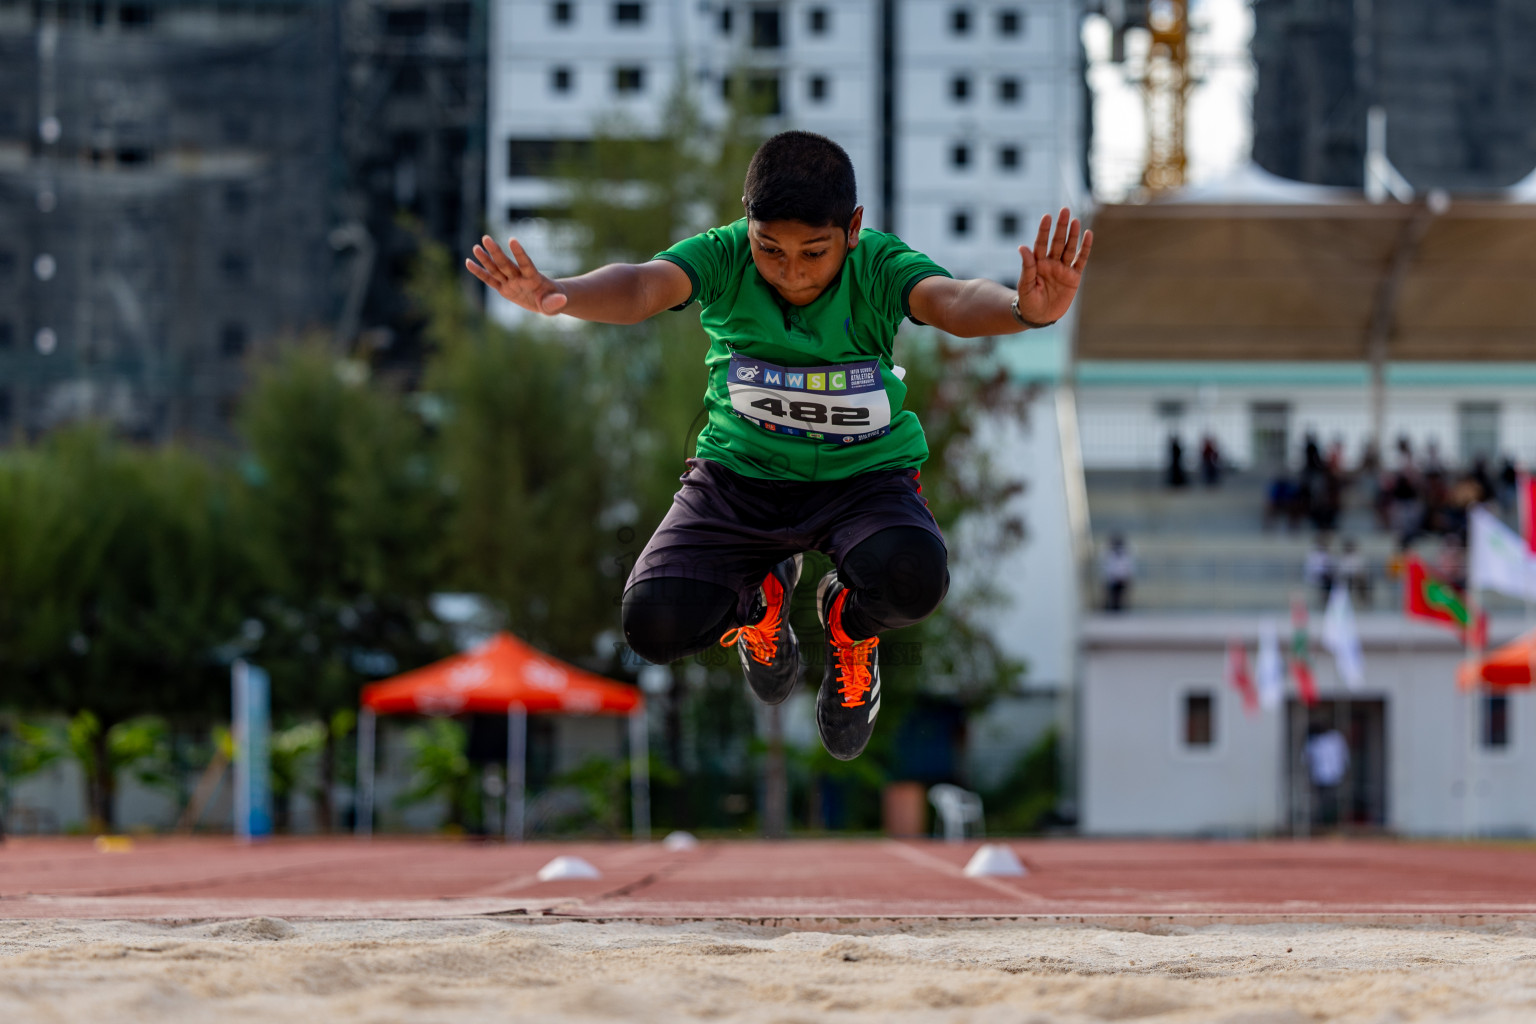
left=928, top=783, right=985, bottom=842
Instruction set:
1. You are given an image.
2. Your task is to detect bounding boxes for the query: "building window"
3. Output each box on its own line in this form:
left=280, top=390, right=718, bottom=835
left=220, top=252, right=248, bottom=283
left=119, top=3, right=152, bottom=27
left=223, top=185, right=248, bottom=215
left=999, top=144, right=1022, bottom=170
left=0, top=321, right=12, bottom=349
left=719, top=5, right=732, bottom=33
left=1459, top=402, right=1500, bottom=464
left=950, top=6, right=970, bottom=34
left=1184, top=693, right=1214, bottom=748
left=551, top=0, right=573, bottom=24
left=997, top=8, right=1022, bottom=35
left=998, top=212, right=1019, bottom=236
left=0, top=389, right=9, bottom=427
left=998, top=76, right=1022, bottom=103
left=808, top=6, right=827, bottom=34
left=613, top=1, right=642, bottom=24
left=950, top=143, right=970, bottom=168
left=749, top=72, right=782, bottom=114
left=950, top=74, right=970, bottom=101
left=551, top=66, right=573, bottom=93
left=951, top=210, right=970, bottom=236
left=0, top=250, right=14, bottom=278
left=442, top=2, right=471, bottom=37
left=808, top=74, right=828, bottom=102
left=1250, top=401, right=1291, bottom=470
left=614, top=66, right=645, bottom=93
left=751, top=5, right=781, bottom=47
left=1483, top=694, right=1511, bottom=749
left=220, top=323, right=247, bottom=358
left=384, top=7, right=427, bottom=35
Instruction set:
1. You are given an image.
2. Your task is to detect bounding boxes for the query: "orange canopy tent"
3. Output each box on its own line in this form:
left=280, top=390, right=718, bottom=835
left=1457, top=629, right=1536, bottom=690
left=354, top=632, right=647, bottom=841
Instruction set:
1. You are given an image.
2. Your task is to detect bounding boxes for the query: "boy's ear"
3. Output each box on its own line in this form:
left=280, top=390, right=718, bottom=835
left=846, top=206, right=864, bottom=249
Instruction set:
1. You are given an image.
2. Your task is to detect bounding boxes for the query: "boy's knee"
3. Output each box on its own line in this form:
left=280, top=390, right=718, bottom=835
left=842, top=527, right=949, bottom=623
left=621, top=577, right=736, bottom=664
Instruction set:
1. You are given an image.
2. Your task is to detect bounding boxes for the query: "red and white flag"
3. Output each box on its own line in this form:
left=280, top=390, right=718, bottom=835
left=1226, top=639, right=1259, bottom=715
left=1519, top=470, right=1536, bottom=555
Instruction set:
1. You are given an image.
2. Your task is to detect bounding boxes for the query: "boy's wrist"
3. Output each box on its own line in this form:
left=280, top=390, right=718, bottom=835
left=1010, top=295, right=1056, bottom=330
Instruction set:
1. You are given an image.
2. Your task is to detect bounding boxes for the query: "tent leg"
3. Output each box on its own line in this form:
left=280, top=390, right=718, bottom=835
left=630, top=707, right=650, bottom=842
left=356, top=708, right=376, bottom=837
left=506, top=706, right=526, bottom=842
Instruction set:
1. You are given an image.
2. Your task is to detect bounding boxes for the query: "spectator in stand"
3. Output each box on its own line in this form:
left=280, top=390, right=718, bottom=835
left=1166, top=435, right=1187, bottom=489
left=1471, top=456, right=1495, bottom=505
left=1326, top=436, right=1346, bottom=476
left=1304, top=535, right=1336, bottom=607
left=1101, top=534, right=1136, bottom=612
left=1200, top=434, right=1222, bottom=487
left=1498, top=456, right=1519, bottom=513
left=1339, top=537, right=1370, bottom=606
left=1422, top=446, right=1450, bottom=535
left=1264, top=471, right=1296, bottom=532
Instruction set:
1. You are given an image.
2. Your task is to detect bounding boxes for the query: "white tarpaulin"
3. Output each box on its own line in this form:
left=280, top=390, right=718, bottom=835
left=1320, top=586, right=1365, bottom=690
left=1256, top=620, right=1286, bottom=710
left=1469, top=506, right=1536, bottom=601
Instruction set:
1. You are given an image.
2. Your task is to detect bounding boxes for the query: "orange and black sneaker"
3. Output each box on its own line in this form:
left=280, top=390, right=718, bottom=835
left=720, top=554, right=803, bottom=705
left=814, top=571, right=881, bottom=760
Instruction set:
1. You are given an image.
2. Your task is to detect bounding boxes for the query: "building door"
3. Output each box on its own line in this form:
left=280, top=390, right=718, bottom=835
left=1285, top=699, right=1387, bottom=834
left=1250, top=402, right=1291, bottom=472
left=1457, top=402, right=1500, bottom=465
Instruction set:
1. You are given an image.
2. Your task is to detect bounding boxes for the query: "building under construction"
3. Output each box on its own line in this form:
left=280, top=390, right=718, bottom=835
left=1252, top=0, right=1536, bottom=190
left=0, top=0, right=485, bottom=442
left=0, top=0, right=340, bottom=442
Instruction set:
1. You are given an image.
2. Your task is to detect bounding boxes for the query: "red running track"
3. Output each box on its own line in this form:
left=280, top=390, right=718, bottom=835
left=2, top=836, right=1536, bottom=924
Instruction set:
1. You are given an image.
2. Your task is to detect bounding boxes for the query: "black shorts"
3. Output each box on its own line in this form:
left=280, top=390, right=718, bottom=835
left=625, top=457, right=944, bottom=598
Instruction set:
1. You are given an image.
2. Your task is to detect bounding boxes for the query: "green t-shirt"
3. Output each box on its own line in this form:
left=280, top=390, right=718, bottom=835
left=655, top=219, right=950, bottom=482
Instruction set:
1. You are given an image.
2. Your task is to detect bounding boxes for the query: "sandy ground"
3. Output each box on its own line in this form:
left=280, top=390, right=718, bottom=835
left=4, top=918, right=1536, bottom=1023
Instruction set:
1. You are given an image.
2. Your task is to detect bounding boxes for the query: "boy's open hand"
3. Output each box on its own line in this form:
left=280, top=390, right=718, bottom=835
left=466, top=236, right=568, bottom=315
left=1016, top=208, right=1093, bottom=326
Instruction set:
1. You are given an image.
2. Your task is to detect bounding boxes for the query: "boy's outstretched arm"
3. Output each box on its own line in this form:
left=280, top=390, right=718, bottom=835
left=908, top=207, right=1093, bottom=339
left=466, top=235, right=692, bottom=325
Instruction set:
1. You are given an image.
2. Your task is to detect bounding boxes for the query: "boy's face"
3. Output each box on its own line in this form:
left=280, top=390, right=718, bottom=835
left=745, top=206, right=863, bottom=306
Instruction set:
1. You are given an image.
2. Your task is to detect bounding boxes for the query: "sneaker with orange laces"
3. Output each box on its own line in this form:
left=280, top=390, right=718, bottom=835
left=719, top=554, right=803, bottom=705
left=815, top=571, right=881, bottom=760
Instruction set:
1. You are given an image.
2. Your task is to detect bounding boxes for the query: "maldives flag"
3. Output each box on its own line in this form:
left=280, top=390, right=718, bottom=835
left=1405, top=555, right=1487, bottom=646
left=1289, top=597, right=1319, bottom=705
left=1225, top=639, right=1259, bottom=715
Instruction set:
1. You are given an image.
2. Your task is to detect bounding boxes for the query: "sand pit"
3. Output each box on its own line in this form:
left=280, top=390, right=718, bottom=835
left=4, top=918, right=1536, bottom=1022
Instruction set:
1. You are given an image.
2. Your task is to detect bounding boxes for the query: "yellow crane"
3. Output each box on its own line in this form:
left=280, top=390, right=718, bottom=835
left=1140, top=0, right=1192, bottom=192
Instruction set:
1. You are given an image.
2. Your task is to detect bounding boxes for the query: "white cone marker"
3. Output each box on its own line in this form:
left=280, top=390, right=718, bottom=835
left=536, top=855, right=602, bottom=882
left=662, top=830, right=699, bottom=851
left=963, top=843, right=1028, bottom=878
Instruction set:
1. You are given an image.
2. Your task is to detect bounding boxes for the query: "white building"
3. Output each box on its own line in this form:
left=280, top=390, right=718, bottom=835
left=1083, top=615, right=1536, bottom=837
left=486, top=0, right=1086, bottom=292
left=1068, top=192, right=1536, bottom=836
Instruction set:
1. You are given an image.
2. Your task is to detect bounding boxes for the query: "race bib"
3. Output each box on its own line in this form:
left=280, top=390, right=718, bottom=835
left=726, top=355, right=891, bottom=444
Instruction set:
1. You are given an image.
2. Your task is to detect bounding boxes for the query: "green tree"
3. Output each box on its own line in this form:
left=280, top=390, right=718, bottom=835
left=0, top=430, right=251, bottom=828
left=240, top=342, right=447, bottom=829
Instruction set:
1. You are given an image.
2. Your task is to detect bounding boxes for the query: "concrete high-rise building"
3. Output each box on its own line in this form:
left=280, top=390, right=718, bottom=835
left=485, top=0, right=1086, bottom=306
left=0, top=0, right=340, bottom=441
left=1252, top=0, right=1536, bottom=190
left=338, top=0, right=487, bottom=371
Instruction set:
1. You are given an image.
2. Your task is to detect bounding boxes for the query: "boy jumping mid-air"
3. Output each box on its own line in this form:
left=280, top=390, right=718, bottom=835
left=467, top=131, right=1091, bottom=760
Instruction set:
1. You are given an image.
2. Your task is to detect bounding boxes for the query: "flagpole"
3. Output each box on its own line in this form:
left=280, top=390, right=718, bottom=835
left=1463, top=585, right=1482, bottom=840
